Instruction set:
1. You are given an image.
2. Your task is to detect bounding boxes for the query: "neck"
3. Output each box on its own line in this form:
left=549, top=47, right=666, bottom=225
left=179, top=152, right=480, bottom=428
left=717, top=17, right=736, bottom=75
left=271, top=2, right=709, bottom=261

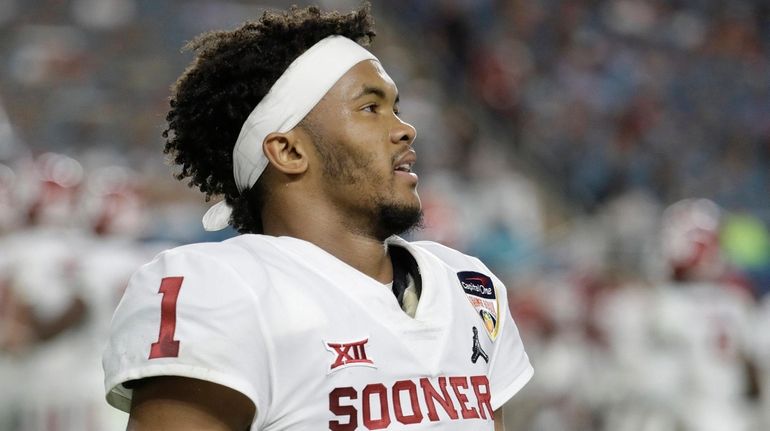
left=261, top=194, right=394, bottom=284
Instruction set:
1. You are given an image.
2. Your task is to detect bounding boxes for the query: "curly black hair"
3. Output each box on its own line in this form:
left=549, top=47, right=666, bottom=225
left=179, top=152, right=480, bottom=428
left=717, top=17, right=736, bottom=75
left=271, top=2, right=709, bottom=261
left=163, top=4, right=376, bottom=234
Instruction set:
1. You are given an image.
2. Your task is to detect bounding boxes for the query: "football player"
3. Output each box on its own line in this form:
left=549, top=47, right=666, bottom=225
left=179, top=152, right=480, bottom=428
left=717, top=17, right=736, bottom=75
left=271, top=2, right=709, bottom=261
left=1, top=153, right=90, bottom=430
left=103, top=5, right=533, bottom=430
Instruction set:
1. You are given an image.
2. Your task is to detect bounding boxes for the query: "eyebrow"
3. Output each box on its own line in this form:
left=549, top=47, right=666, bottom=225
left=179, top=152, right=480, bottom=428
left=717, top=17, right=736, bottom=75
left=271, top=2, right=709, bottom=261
left=353, top=85, right=400, bottom=104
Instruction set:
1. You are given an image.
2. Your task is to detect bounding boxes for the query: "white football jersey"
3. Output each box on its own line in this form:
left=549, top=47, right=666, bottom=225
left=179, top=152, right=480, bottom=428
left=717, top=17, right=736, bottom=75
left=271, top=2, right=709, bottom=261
left=103, top=235, right=533, bottom=430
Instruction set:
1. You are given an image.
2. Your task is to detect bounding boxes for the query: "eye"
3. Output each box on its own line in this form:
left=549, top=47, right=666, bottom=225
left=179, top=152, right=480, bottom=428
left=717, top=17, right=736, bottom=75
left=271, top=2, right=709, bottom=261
left=363, top=104, right=378, bottom=113
left=393, top=105, right=401, bottom=115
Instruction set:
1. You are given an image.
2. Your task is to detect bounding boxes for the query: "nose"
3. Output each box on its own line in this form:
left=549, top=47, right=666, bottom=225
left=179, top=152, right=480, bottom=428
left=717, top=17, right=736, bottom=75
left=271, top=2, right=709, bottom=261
left=390, top=117, right=416, bottom=147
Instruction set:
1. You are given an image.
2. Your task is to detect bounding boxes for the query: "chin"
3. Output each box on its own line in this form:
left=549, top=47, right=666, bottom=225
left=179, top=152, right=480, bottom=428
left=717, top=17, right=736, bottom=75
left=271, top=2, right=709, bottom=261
left=402, top=189, right=422, bottom=210
left=374, top=201, right=423, bottom=240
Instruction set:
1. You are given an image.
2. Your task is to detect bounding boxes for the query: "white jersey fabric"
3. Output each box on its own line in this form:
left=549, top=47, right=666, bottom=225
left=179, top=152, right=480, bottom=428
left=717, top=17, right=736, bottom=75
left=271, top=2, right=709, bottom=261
left=103, top=234, right=533, bottom=430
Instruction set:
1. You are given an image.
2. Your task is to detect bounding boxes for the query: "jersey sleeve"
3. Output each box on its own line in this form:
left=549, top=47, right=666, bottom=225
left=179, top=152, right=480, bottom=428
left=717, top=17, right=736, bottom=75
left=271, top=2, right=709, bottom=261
left=486, top=270, right=534, bottom=410
left=102, top=246, right=269, bottom=418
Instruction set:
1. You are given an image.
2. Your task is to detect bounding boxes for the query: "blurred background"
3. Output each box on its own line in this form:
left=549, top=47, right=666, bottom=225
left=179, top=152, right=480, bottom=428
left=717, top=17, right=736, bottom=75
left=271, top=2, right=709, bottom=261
left=1, top=0, right=769, bottom=430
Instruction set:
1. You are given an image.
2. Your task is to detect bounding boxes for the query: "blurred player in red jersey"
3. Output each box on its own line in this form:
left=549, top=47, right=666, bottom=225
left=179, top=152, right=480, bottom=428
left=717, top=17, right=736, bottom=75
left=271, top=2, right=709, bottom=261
left=1, top=156, right=162, bottom=431
left=597, top=198, right=758, bottom=431
left=0, top=153, right=90, bottom=430
left=656, top=199, right=758, bottom=431
left=102, top=4, right=533, bottom=431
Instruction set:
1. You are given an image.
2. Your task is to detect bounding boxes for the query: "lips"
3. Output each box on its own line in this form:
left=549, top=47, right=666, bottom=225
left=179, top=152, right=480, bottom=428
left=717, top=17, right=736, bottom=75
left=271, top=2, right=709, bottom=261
left=393, top=150, right=417, bottom=173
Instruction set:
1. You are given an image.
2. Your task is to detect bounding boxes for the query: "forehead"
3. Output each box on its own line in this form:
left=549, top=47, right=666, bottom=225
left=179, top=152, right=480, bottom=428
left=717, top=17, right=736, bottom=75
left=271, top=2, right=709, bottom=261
left=328, top=59, right=398, bottom=100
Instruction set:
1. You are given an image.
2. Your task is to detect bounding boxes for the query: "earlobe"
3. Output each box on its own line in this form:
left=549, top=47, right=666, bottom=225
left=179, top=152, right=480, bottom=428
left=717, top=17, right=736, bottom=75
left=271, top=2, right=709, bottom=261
left=262, top=131, right=308, bottom=175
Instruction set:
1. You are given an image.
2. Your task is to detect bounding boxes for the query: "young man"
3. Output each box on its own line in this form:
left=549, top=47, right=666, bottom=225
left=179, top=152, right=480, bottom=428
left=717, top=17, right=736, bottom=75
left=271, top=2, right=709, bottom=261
left=103, top=5, right=533, bottom=430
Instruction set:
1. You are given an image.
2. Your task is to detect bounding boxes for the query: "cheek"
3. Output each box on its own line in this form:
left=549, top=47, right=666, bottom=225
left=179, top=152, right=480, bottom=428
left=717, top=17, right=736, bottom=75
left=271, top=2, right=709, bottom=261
left=327, top=120, right=393, bottom=179
left=341, top=140, right=388, bottom=175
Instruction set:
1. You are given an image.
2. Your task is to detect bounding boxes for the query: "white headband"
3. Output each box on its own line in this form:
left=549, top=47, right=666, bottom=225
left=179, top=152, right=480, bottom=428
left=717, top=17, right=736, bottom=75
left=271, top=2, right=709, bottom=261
left=202, top=35, right=378, bottom=231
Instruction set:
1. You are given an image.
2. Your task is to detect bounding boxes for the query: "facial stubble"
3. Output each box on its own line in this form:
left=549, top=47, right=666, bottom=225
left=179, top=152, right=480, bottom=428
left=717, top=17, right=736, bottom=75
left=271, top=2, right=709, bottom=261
left=308, top=127, right=423, bottom=240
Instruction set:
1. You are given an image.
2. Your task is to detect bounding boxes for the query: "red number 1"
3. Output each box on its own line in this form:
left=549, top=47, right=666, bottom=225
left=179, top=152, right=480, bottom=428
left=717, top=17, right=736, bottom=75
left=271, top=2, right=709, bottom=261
left=149, top=276, right=183, bottom=359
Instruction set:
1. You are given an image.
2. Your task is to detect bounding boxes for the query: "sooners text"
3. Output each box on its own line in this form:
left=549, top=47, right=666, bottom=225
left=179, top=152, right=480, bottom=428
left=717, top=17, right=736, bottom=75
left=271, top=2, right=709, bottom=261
left=329, top=375, right=493, bottom=430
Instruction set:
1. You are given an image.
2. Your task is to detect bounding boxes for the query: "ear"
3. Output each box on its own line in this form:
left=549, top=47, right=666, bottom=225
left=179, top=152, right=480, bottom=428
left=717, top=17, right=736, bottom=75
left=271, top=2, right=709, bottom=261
left=262, top=130, right=309, bottom=175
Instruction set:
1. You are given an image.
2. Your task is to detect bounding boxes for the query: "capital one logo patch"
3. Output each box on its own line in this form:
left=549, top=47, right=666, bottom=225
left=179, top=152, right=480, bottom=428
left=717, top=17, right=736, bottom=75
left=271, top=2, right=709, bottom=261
left=458, top=272, right=500, bottom=341
left=324, top=337, right=376, bottom=374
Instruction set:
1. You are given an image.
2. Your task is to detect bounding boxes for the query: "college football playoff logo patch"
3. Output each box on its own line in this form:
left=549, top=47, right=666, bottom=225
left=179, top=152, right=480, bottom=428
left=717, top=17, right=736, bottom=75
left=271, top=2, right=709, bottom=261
left=457, top=271, right=500, bottom=341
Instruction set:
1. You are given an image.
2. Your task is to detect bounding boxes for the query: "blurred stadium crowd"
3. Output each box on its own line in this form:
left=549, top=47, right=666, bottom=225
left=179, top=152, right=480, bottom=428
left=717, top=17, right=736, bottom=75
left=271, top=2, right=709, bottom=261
left=1, top=0, right=769, bottom=430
